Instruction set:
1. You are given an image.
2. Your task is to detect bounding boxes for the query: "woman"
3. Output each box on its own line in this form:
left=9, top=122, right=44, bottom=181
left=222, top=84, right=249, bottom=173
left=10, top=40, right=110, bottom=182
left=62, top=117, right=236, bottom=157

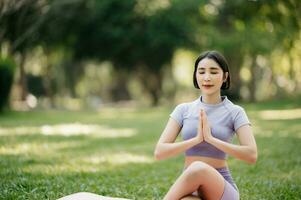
left=58, top=50, right=257, bottom=200
left=154, top=50, right=257, bottom=200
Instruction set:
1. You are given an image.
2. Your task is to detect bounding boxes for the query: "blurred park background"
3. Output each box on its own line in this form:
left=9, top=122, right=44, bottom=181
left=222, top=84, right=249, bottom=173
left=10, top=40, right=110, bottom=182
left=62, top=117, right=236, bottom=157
left=1, top=0, right=301, bottom=110
left=1, top=0, right=301, bottom=199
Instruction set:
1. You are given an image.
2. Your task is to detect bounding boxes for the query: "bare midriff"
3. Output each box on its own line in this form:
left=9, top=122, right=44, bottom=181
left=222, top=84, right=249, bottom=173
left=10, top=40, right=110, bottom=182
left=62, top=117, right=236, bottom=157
left=184, top=156, right=227, bottom=169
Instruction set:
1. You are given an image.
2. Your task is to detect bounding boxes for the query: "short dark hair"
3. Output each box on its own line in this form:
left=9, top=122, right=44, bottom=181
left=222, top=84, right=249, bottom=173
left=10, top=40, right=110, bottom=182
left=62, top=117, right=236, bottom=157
left=193, top=50, right=231, bottom=90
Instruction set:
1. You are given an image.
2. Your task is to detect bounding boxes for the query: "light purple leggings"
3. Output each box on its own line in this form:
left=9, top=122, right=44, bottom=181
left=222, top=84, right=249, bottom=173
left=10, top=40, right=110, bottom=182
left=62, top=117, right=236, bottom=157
left=192, top=167, right=239, bottom=200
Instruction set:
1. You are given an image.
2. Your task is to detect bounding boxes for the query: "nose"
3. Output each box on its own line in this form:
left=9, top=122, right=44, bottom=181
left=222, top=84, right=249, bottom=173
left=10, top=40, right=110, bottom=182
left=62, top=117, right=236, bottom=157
left=204, top=73, right=211, bottom=81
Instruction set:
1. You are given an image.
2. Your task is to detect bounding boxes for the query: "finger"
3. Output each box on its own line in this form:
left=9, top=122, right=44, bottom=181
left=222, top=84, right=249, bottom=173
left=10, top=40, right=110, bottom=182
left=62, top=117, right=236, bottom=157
left=203, top=110, right=210, bottom=128
left=202, top=109, right=207, bottom=120
left=202, top=110, right=207, bottom=132
left=202, top=110, right=207, bottom=125
left=199, top=110, right=203, bottom=125
left=199, top=110, right=204, bottom=140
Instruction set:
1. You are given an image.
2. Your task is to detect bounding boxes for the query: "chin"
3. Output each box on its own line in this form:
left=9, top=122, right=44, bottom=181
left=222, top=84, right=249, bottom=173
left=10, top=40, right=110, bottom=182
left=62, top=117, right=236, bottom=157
left=201, top=89, right=220, bottom=96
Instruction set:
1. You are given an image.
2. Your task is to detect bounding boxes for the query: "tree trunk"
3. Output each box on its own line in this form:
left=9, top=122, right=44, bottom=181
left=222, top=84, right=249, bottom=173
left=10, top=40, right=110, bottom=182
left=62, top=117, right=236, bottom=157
left=224, top=55, right=242, bottom=101
left=63, top=60, right=83, bottom=98
left=44, top=62, right=55, bottom=107
left=249, top=58, right=258, bottom=102
left=19, top=53, right=27, bottom=101
left=109, top=69, right=131, bottom=102
left=138, top=67, right=163, bottom=106
left=148, top=74, right=162, bottom=106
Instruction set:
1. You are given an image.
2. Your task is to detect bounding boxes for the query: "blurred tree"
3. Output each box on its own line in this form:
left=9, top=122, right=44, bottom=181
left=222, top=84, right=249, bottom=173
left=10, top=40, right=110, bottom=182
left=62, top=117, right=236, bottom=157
left=0, top=0, right=47, bottom=101
left=135, top=0, right=200, bottom=105
left=0, top=0, right=89, bottom=105
left=1, top=0, right=300, bottom=108
left=264, top=1, right=301, bottom=97
left=196, top=0, right=300, bottom=101
left=0, top=57, right=16, bottom=112
left=26, top=74, right=46, bottom=97
left=37, top=0, right=89, bottom=99
left=72, top=0, right=200, bottom=105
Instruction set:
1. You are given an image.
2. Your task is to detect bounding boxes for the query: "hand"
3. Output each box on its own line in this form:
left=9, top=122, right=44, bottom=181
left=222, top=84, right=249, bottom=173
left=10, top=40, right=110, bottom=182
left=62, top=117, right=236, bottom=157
left=195, top=109, right=204, bottom=143
left=202, top=109, right=214, bottom=143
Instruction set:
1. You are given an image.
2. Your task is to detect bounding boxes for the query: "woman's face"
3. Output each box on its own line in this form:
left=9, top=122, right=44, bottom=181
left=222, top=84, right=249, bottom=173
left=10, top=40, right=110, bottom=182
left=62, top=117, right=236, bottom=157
left=196, top=58, right=227, bottom=96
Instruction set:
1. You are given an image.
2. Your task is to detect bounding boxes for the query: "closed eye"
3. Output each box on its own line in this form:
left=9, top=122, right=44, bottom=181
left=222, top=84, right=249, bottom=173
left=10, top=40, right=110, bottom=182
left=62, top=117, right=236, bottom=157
left=198, top=71, right=219, bottom=74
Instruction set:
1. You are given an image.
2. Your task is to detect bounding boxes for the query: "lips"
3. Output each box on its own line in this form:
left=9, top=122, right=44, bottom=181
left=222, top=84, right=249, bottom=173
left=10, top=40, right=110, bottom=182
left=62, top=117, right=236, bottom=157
left=202, top=84, right=214, bottom=89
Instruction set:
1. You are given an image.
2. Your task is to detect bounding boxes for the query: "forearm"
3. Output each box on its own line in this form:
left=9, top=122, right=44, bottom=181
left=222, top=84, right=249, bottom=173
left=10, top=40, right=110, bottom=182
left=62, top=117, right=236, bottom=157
left=208, top=137, right=257, bottom=164
left=154, top=138, right=198, bottom=160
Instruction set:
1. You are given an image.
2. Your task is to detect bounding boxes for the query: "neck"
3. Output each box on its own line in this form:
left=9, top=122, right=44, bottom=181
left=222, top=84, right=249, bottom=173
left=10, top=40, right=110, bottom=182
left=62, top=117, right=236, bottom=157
left=201, top=94, right=222, bottom=104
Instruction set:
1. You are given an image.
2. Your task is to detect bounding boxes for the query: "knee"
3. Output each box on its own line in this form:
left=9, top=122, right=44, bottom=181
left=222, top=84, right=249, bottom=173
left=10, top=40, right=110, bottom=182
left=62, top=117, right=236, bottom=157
left=185, top=161, right=211, bottom=179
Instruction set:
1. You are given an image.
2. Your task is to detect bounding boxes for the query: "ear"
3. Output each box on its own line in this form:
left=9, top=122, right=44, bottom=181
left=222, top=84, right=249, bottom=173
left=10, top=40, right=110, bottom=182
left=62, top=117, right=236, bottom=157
left=223, top=72, right=228, bottom=82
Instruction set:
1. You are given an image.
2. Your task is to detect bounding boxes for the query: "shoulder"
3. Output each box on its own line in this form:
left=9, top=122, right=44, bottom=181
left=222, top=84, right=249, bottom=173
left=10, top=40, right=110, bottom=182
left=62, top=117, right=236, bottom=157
left=223, top=98, right=247, bottom=118
left=170, top=100, right=196, bottom=127
left=222, top=98, right=251, bottom=131
left=171, top=99, right=198, bottom=117
left=174, top=98, right=198, bottom=109
left=172, top=102, right=190, bottom=114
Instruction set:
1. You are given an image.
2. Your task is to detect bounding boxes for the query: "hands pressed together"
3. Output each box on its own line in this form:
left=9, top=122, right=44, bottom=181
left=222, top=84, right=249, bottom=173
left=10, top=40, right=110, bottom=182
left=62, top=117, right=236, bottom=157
left=196, top=109, right=214, bottom=144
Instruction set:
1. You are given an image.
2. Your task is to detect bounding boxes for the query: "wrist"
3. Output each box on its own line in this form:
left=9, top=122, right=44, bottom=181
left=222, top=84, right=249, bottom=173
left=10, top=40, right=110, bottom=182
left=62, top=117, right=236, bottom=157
left=192, top=137, right=201, bottom=145
left=206, top=136, right=215, bottom=144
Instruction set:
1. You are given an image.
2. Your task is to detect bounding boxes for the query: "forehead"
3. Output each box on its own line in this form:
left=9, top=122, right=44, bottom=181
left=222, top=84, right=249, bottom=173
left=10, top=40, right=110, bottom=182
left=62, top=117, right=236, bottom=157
left=197, top=58, right=221, bottom=70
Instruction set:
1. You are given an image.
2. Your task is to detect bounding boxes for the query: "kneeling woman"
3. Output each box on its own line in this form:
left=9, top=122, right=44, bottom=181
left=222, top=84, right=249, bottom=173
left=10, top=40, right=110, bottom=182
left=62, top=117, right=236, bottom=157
left=154, top=50, right=257, bottom=200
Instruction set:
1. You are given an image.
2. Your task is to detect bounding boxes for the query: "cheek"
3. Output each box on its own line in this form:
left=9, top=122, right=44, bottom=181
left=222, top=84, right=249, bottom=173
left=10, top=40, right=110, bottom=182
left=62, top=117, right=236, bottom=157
left=196, top=74, right=203, bottom=83
left=214, top=74, right=224, bottom=82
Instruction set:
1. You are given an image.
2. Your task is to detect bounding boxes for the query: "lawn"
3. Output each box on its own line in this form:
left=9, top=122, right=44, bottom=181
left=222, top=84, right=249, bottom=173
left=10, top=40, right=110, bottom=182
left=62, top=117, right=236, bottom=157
left=0, top=99, right=300, bottom=200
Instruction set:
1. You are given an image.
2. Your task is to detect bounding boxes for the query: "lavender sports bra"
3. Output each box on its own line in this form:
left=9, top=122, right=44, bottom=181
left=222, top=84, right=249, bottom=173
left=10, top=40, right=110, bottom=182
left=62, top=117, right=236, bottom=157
left=170, top=96, right=251, bottom=160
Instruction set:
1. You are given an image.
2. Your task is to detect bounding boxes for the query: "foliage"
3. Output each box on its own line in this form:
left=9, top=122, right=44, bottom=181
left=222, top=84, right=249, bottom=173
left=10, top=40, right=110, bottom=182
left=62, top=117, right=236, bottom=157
left=0, top=0, right=44, bottom=53
left=0, top=0, right=301, bottom=106
left=26, top=74, right=46, bottom=97
left=68, top=0, right=200, bottom=104
left=0, top=57, right=16, bottom=112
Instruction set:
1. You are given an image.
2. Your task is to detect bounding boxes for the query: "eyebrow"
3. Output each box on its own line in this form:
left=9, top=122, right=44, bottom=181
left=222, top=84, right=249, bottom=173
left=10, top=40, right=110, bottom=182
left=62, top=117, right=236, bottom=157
left=197, top=67, right=220, bottom=70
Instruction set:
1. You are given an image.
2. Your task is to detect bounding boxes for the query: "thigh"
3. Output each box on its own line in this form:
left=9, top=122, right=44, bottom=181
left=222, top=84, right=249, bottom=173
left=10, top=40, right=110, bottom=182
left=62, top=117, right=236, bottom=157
left=186, top=162, right=225, bottom=200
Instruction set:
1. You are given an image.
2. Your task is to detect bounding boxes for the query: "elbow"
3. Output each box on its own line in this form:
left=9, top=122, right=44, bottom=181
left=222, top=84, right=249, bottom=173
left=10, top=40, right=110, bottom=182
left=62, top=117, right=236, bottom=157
left=154, top=144, right=169, bottom=161
left=246, top=151, right=258, bottom=165
left=248, top=155, right=257, bottom=164
left=154, top=150, right=163, bottom=160
left=154, top=146, right=165, bottom=160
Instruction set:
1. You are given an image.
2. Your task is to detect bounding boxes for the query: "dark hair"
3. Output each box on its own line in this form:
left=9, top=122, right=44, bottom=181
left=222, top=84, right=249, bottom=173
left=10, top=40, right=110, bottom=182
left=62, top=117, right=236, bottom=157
left=193, top=50, right=231, bottom=90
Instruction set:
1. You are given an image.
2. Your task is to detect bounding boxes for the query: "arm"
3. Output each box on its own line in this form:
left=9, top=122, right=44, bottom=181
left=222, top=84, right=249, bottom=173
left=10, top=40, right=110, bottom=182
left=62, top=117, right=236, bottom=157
left=154, top=118, right=200, bottom=160
left=202, top=110, right=257, bottom=164
left=208, top=125, right=257, bottom=164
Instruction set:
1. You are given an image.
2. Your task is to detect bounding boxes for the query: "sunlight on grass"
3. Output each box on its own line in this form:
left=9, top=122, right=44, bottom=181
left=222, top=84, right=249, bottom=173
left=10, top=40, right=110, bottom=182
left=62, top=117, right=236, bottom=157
left=252, top=121, right=301, bottom=138
left=21, top=152, right=153, bottom=174
left=83, top=152, right=154, bottom=165
left=259, top=108, right=301, bottom=120
left=0, top=123, right=137, bottom=138
left=1, top=105, right=300, bottom=199
left=252, top=124, right=275, bottom=137
left=0, top=141, right=80, bottom=155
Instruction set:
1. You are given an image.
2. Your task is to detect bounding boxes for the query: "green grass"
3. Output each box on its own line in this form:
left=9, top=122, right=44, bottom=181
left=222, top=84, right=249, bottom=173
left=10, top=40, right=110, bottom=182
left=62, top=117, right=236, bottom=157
left=0, top=100, right=301, bottom=200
